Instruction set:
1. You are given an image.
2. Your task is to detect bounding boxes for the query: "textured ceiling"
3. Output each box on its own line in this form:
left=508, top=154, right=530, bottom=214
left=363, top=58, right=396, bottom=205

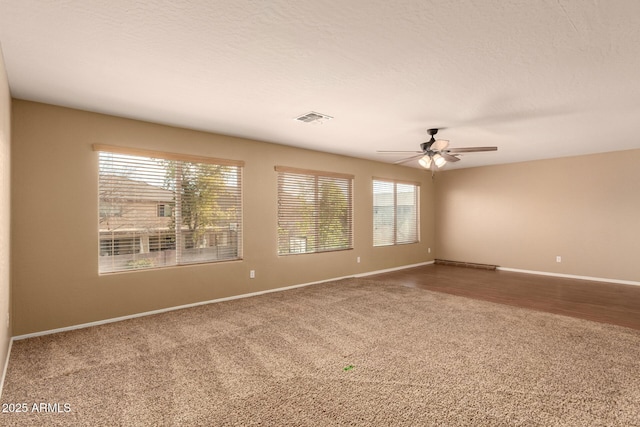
left=1, top=0, right=640, bottom=170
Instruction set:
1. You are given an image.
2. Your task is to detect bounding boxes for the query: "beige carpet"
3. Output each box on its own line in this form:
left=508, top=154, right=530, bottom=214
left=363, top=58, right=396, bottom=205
left=1, top=278, right=639, bottom=426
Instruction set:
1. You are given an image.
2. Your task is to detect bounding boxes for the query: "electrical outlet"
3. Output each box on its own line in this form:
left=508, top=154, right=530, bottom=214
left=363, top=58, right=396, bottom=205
left=357, top=257, right=361, bottom=263
left=428, top=248, right=431, bottom=254
left=556, top=256, right=562, bottom=263
left=250, top=270, right=255, bottom=279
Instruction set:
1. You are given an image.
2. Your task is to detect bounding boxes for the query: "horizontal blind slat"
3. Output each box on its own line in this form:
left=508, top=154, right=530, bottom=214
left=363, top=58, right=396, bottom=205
left=275, top=165, right=354, bottom=180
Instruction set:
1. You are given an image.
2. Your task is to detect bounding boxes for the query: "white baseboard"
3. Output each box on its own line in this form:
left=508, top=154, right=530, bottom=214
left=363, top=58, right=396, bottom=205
left=497, top=267, right=640, bottom=287
left=12, top=261, right=435, bottom=341
left=355, top=261, right=434, bottom=278
left=0, top=338, right=12, bottom=400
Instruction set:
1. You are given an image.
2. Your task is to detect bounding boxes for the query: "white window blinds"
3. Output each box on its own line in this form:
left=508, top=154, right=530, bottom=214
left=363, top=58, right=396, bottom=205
left=276, top=166, right=353, bottom=255
left=373, top=179, right=419, bottom=246
left=95, top=145, right=243, bottom=273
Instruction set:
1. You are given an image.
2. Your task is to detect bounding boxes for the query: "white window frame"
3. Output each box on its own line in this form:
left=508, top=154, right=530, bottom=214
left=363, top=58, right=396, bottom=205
left=95, top=144, right=244, bottom=273
left=276, top=166, right=354, bottom=255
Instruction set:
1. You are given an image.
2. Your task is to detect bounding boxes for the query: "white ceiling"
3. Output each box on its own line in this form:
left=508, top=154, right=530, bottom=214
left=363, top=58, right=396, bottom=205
left=1, top=0, right=640, bottom=170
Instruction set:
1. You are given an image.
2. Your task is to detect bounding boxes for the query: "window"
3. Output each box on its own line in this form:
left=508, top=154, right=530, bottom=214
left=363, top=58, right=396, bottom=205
left=95, top=145, right=243, bottom=273
left=99, top=202, right=123, bottom=219
left=373, top=178, right=419, bottom=246
left=276, top=166, right=353, bottom=255
left=157, top=203, right=173, bottom=217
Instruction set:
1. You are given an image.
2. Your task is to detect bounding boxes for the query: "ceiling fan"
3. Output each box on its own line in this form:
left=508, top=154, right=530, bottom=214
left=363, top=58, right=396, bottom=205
left=378, top=128, right=498, bottom=170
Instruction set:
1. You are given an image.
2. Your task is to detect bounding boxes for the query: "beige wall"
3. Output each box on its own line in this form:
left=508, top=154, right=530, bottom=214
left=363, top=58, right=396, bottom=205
left=11, top=100, right=434, bottom=335
left=434, top=150, right=640, bottom=282
left=0, top=46, right=10, bottom=381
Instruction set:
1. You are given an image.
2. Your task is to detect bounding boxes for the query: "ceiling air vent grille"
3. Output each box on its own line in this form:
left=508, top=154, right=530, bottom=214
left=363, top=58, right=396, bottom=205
left=295, top=111, right=333, bottom=123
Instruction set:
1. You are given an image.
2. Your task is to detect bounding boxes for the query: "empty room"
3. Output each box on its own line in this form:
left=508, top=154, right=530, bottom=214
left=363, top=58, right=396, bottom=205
left=0, top=1, right=639, bottom=425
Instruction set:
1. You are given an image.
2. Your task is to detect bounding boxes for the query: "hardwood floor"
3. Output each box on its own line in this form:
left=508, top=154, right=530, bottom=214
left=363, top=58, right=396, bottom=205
left=369, top=264, right=640, bottom=331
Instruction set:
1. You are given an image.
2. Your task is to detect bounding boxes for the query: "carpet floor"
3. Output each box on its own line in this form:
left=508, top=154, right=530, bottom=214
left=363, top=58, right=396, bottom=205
left=1, top=277, right=639, bottom=426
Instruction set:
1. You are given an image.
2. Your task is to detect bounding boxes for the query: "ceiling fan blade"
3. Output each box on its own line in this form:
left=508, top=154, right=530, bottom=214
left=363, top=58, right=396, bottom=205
left=441, top=153, right=460, bottom=162
left=377, top=150, right=423, bottom=154
left=393, top=154, right=424, bottom=164
left=447, top=146, right=498, bottom=153
left=430, top=139, right=449, bottom=151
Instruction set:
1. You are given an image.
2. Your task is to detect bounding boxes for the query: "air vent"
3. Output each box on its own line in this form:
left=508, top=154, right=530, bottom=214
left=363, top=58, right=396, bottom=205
left=295, top=111, right=333, bottom=123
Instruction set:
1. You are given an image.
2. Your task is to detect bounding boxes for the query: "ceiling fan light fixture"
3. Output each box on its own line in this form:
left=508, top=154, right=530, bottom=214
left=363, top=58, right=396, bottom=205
left=418, top=155, right=432, bottom=169
left=433, top=153, right=447, bottom=168
left=377, top=128, right=497, bottom=170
